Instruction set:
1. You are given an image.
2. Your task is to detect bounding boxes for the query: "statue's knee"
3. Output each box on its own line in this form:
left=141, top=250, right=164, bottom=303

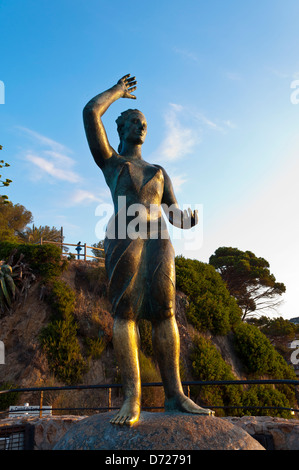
left=155, top=304, right=175, bottom=321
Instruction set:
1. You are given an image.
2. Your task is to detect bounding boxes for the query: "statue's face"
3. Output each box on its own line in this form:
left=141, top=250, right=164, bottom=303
left=122, top=112, right=147, bottom=145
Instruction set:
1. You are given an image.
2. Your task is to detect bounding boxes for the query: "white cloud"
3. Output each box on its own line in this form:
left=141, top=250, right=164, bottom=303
left=223, top=120, right=237, bottom=129
left=152, top=103, right=235, bottom=163
left=17, top=126, right=69, bottom=153
left=193, top=111, right=236, bottom=133
left=26, top=153, right=80, bottom=183
left=70, top=189, right=103, bottom=205
left=170, top=173, right=188, bottom=193
left=193, top=111, right=223, bottom=132
left=44, top=150, right=76, bottom=167
left=18, top=126, right=81, bottom=184
left=154, top=103, right=200, bottom=162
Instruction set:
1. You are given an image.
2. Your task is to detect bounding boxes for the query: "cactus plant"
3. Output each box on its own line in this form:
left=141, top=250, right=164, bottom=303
left=0, top=251, right=36, bottom=313
left=0, top=262, right=16, bottom=308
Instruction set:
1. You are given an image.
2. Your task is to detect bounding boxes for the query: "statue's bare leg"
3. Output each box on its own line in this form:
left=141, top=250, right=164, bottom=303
left=110, top=318, right=141, bottom=426
left=152, top=316, right=214, bottom=416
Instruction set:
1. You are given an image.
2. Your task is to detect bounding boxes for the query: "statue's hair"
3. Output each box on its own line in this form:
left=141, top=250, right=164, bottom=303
left=116, top=109, right=144, bottom=153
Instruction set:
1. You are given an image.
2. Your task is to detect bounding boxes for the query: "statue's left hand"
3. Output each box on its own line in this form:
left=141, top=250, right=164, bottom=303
left=117, top=74, right=137, bottom=99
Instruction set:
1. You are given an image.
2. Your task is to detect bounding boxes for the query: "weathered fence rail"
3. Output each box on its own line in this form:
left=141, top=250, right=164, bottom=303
left=1, top=379, right=298, bottom=418
left=38, top=239, right=105, bottom=262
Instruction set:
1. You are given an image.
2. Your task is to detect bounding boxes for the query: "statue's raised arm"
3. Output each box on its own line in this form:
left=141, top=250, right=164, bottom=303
left=83, top=74, right=137, bottom=168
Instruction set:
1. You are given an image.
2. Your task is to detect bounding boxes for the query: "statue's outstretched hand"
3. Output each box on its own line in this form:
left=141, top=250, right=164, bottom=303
left=117, top=74, right=137, bottom=99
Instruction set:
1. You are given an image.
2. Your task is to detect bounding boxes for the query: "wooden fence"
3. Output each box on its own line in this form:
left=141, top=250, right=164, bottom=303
left=38, top=239, right=105, bottom=262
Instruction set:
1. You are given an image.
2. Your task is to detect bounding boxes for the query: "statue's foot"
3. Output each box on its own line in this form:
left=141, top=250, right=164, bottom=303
left=165, top=393, right=214, bottom=416
left=110, top=397, right=141, bottom=426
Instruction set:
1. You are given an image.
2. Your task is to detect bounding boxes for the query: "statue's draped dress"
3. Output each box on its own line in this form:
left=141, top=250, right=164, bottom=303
left=102, top=154, right=176, bottom=322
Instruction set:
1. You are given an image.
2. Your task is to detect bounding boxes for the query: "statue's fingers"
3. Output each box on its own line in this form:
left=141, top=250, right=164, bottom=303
left=127, top=81, right=137, bottom=90
left=125, top=91, right=137, bottom=99
left=128, top=86, right=137, bottom=93
left=118, top=74, right=131, bottom=86
left=126, top=75, right=136, bottom=83
left=125, top=77, right=136, bottom=88
left=121, top=73, right=131, bottom=80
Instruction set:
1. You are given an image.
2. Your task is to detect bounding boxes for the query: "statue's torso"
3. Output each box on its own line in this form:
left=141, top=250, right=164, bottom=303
left=103, top=155, right=164, bottom=212
left=102, top=155, right=167, bottom=239
left=102, top=155, right=175, bottom=319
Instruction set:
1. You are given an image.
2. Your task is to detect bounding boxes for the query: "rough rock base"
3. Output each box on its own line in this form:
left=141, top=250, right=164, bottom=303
left=53, top=411, right=264, bottom=450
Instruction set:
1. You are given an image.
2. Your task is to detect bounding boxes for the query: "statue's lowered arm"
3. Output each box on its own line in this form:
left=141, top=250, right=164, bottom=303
left=157, top=165, right=198, bottom=229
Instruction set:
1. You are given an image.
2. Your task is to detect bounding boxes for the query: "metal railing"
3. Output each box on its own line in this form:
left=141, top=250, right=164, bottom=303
left=0, top=424, right=34, bottom=450
left=38, top=239, right=105, bottom=262
left=1, top=379, right=299, bottom=418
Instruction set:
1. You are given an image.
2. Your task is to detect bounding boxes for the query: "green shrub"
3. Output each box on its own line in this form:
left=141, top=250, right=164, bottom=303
left=175, top=256, right=242, bottom=335
left=84, top=264, right=108, bottom=296
left=233, top=322, right=297, bottom=411
left=242, top=385, right=293, bottom=419
left=48, top=280, right=76, bottom=320
left=138, top=319, right=153, bottom=357
left=84, top=337, right=106, bottom=360
left=40, top=280, right=87, bottom=384
left=40, top=317, right=86, bottom=385
left=139, top=351, right=164, bottom=410
left=190, top=333, right=296, bottom=418
left=0, top=382, right=19, bottom=411
left=190, top=335, right=243, bottom=416
left=233, top=322, right=275, bottom=375
left=260, top=316, right=299, bottom=338
left=233, top=322, right=297, bottom=379
left=0, top=242, right=67, bottom=280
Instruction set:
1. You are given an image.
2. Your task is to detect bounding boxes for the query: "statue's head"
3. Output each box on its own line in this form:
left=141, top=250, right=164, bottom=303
left=116, top=109, right=147, bottom=153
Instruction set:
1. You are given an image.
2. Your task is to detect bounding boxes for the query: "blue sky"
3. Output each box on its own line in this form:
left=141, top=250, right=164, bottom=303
left=1, top=0, right=299, bottom=319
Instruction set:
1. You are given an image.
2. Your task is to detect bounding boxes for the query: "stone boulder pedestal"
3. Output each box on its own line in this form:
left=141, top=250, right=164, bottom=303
left=53, top=411, right=265, bottom=450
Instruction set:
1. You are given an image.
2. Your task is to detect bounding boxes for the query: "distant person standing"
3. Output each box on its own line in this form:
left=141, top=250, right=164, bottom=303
left=75, top=242, right=82, bottom=260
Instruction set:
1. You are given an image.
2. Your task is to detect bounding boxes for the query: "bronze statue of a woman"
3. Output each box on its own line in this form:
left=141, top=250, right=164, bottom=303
left=83, top=74, right=214, bottom=426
